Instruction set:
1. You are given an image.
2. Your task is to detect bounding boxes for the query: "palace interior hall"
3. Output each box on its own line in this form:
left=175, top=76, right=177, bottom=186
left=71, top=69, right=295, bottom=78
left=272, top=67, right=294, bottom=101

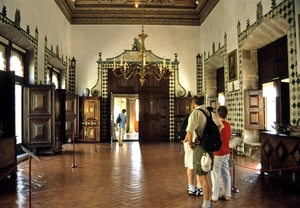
left=1, top=0, right=300, bottom=207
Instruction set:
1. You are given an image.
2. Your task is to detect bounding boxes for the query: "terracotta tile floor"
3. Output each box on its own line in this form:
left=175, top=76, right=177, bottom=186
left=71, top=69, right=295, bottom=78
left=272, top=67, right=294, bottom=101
left=1, top=141, right=300, bottom=208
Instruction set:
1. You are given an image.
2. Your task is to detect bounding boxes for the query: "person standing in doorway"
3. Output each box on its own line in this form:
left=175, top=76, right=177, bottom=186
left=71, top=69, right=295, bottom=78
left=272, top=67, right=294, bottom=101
left=211, top=106, right=231, bottom=202
left=117, top=109, right=127, bottom=146
left=186, top=95, right=223, bottom=208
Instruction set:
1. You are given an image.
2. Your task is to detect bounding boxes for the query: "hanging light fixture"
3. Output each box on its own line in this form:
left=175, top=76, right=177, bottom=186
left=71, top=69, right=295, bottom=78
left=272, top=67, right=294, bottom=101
left=112, top=0, right=173, bottom=86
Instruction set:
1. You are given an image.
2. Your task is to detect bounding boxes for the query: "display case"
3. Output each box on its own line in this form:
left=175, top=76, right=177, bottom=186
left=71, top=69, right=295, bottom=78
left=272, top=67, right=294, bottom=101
left=175, top=97, right=193, bottom=116
left=174, top=97, right=193, bottom=141
left=0, top=137, right=16, bottom=179
left=78, top=97, right=101, bottom=142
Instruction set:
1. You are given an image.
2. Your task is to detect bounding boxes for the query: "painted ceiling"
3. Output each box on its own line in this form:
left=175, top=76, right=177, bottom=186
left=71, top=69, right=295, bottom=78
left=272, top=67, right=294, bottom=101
left=55, top=0, right=219, bottom=26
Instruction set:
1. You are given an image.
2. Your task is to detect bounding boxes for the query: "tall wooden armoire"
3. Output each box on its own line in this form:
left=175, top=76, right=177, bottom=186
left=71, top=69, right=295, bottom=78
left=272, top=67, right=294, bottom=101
left=65, top=94, right=79, bottom=139
left=23, top=85, right=66, bottom=154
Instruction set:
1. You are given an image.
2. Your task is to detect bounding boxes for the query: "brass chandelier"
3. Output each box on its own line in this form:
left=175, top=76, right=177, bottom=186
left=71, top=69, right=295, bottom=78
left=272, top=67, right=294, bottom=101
left=112, top=1, right=173, bottom=86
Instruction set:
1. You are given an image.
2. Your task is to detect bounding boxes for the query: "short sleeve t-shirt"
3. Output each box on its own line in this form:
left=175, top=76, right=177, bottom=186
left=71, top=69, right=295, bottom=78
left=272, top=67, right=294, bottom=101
left=186, top=105, right=223, bottom=143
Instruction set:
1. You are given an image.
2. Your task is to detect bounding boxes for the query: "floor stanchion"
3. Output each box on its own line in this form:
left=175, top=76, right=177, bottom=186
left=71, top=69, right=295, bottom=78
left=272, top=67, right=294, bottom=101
left=231, top=148, right=239, bottom=193
left=72, top=133, right=76, bottom=168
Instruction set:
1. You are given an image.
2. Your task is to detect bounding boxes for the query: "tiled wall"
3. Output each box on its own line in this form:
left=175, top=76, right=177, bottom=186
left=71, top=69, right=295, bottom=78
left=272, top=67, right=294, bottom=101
left=238, top=0, right=298, bottom=125
left=199, top=0, right=298, bottom=154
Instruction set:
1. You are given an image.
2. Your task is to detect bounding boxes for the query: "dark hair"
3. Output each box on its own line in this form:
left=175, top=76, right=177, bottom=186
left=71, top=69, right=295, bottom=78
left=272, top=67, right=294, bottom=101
left=122, top=109, right=126, bottom=113
left=193, top=95, right=205, bottom=106
left=217, top=106, right=228, bottom=119
left=206, top=107, right=214, bottom=112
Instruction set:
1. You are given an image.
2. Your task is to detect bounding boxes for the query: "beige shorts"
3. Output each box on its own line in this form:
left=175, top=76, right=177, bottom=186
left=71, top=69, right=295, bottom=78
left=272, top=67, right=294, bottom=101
left=184, top=142, right=193, bottom=169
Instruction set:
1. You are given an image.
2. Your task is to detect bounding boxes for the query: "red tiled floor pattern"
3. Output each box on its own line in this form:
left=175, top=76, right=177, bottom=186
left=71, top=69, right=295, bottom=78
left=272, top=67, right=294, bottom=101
left=0, top=142, right=300, bottom=208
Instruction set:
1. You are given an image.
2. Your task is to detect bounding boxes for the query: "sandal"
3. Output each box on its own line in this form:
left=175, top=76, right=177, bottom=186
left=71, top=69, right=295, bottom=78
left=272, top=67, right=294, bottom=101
left=219, top=195, right=230, bottom=201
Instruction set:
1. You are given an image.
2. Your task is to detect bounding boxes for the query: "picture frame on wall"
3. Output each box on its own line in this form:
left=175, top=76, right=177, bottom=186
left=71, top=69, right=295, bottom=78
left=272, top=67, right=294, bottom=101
left=228, top=49, right=237, bottom=82
left=207, top=97, right=218, bottom=112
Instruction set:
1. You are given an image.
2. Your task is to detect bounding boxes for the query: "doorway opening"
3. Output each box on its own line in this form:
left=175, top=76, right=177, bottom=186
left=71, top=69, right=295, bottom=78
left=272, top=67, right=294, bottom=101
left=262, top=82, right=277, bottom=130
left=113, top=94, right=139, bottom=141
left=262, top=78, right=290, bottom=131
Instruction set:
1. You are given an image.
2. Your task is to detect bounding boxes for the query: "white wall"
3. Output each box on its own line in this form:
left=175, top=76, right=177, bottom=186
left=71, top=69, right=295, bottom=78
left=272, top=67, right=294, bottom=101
left=71, top=25, right=200, bottom=95
left=200, top=0, right=285, bottom=55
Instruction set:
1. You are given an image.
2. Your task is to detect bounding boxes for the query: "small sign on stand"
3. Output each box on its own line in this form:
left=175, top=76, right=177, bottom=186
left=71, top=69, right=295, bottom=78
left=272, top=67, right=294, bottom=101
left=21, top=145, right=40, bottom=208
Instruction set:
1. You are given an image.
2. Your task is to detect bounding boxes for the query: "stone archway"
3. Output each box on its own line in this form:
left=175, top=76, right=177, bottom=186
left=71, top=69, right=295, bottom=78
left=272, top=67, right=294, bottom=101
left=205, top=53, right=225, bottom=98
left=240, top=18, right=289, bottom=154
left=242, top=19, right=289, bottom=91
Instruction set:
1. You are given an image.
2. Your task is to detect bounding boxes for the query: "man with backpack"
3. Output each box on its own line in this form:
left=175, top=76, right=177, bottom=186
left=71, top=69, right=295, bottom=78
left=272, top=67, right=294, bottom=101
left=181, top=111, right=203, bottom=196
left=186, top=95, right=223, bottom=208
left=117, top=109, right=127, bottom=146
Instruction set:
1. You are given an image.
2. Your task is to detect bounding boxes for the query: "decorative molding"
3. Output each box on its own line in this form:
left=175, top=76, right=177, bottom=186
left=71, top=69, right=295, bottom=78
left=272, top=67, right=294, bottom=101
left=54, top=0, right=218, bottom=26
left=0, top=7, right=38, bottom=84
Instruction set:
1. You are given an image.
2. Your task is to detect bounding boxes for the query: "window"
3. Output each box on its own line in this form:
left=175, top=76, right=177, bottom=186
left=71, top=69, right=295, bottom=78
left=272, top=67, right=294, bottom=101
left=0, top=44, right=6, bottom=71
left=262, top=82, right=277, bottom=130
left=0, top=36, right=26, bottom=145
left=46, top=65, right=61, bottom=88
left=15, top=85, right=22, bottom=144
left=10, top=50, right=24, bottom=77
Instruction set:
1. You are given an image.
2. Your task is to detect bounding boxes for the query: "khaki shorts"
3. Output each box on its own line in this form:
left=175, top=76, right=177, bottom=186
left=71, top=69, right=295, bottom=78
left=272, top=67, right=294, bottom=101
left=193, top=145, right=214, bottom=175
left=184, top=142, right=193, bottom=169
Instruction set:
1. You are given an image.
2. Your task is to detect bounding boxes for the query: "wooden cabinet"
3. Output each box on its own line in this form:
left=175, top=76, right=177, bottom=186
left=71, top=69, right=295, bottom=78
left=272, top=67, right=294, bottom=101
left=23, top=85, right=66, bottom=154
left=0, top=137, right=16, bottom=179
left=65, top=94, right=79, bottom=139
left=78, top=97, right=101, bottom=142
left=174, top=97, right=192, bottom=141
left=261, top=132, right=300, bottom=186
left=0, top=71, right=16, bottom=179
left=175, top=97, right=193, bottom=116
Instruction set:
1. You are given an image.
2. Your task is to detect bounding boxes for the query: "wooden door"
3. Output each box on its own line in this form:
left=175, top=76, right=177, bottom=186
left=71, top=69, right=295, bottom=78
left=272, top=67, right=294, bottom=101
left=24, top=85, right=55, bottom=147
left=65, top=94, right=79, bottom=138
left=107, top=69, right=169, bottom=142
left=139, top=93, right=169, bottom=142
left=0, top=71, right=16, bottom=178
left=244, top=90, right=265, bottom=129
left=175, top=97, right=193, bottom=116
left=0, top=71, right=15, bottom=138
left=110, top=92, right=116, bottom=142
left=54, top=89, right=66, bottom=150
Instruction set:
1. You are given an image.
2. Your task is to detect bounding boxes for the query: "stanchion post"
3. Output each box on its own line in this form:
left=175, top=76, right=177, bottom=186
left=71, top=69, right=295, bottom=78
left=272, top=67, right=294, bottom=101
left=95, top=139, right=98, bottom=152
left=231, top=148, right=239, bottom=193
left=72, top=133, right=77, bottom=168
left=29, top=156, right=31, bottom=208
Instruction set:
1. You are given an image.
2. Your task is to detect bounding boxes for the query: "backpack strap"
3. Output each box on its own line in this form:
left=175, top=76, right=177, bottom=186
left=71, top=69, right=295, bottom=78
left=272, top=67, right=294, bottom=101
left=195, top=108, right=212, bottom=138
left=197, top=108, right=212, bottom=120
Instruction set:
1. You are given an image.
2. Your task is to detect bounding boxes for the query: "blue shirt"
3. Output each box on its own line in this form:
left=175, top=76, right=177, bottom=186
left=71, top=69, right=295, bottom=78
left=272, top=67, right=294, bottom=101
left=118, top=113, right=127, bottom=128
